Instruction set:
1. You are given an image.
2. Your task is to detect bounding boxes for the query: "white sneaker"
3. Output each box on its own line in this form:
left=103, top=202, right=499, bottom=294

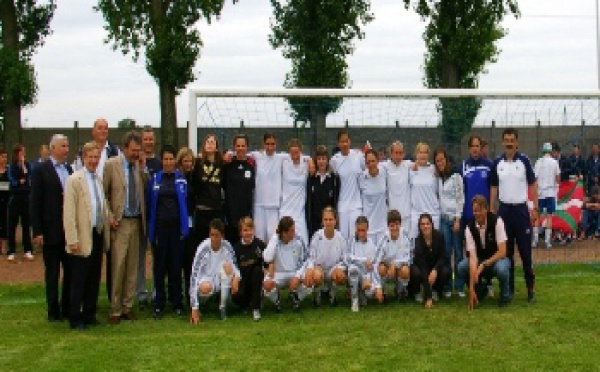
left=545, top=240, right=552, bottom=249
left=351, top=298, right=359, bottom=312
left=252, top=309, right=261, bottom=321
left=457, top=291, right=466, bottom=298
left=24, top=252, right=34, bottom=261
left=443, top=291, right=452, bottom=299
left=432, top=292, right=439, bottom=302
left=415, top=293, right=423, bottom=303
left=7, top=254, right=15, bottom=262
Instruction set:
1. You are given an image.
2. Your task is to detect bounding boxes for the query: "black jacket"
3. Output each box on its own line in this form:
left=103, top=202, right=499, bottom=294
left=30, top=159, right=73, bottom=245
left=414, top=229, right=446, bottom=274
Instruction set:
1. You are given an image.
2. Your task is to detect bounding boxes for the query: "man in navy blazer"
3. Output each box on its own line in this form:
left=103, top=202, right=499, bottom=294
left=31, top=134, right=73, bottom=322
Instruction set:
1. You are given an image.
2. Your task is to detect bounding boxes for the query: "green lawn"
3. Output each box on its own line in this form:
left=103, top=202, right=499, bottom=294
left=1, top=264, right=599, bottom=371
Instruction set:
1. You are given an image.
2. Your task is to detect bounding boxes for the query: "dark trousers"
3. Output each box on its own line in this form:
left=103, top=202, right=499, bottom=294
left=42, top=243, right=71, bottom=319
left=69, top=231, right=103, bottom=326
left=232, top=265, right=264, bottom=311
left=499, top=203, right=535, bottom=294
left=183, top=234, right=196, bottom=306
left=409, top=264, right=451, bottom=300
left=153, top=225, right=184, bottom=311
left=7, top=194, right=32, bottom=254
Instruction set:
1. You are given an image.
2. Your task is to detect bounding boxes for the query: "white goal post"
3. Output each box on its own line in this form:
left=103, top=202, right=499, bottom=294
left=187, top=88, right=600, bottom=155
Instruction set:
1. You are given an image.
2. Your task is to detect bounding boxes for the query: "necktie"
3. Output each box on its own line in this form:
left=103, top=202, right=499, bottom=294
left=128, top=162, right=137, bottom=213
left=91, top=173, right=103, bottom=233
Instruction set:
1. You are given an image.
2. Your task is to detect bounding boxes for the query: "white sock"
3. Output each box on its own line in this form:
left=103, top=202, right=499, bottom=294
left=545, top=228, right=552, bottom=244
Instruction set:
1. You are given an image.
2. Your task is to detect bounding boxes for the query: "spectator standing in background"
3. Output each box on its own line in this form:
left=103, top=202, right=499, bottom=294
left=7, top=144, right=33, bottom=262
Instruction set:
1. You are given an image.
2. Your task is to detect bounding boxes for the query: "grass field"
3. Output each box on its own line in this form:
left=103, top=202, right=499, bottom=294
left=1, top=264, right=599, bottom=371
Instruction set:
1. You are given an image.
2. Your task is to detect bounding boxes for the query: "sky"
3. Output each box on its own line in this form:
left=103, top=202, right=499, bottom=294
left=22, top=0, right=599, bottom=128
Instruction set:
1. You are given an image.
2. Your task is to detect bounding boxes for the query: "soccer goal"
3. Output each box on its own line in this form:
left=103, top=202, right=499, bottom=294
left=188, top=88, right=600, bottom=159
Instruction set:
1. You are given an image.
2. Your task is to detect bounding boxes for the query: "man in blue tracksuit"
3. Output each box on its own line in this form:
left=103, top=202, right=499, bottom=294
left=147, top=145, right=189, bottom=319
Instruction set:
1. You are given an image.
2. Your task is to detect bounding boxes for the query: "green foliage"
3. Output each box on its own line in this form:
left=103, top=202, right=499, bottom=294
left=117, top=117, right=137, bottom=129
left=0, top=49, right=37, bottom=107
left=94, top=0, right=228, bottom=92
left=0, top=265, right=599, bottom=370
left=269, top=0, right=374, bottom=123
left=404, top=0, right=519, bottom=150
left=14, top=0, right=56, bottom=60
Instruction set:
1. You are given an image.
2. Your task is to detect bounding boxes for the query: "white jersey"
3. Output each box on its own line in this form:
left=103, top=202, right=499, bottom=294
left=250, top=151, right=286, bottom=208
left=307, top=229, right=347, bottom=270
left=330, top=149, right=365, bottom=212
left=535, top=155, right=560, bottom=199
left=280, top=157, right=308, bottom=218
left=263, top=233, right=308, bottom=274
left=346, top=238, right=380, bottom=269
left=409, top=164, right=440, bottom=217
left=383, top=159, right=412, bottom=219
left=376, top=230, right=412, bottom=265
left=358, top=166, right=388, bottom=241
left=189, top=239, right=240, bottom=309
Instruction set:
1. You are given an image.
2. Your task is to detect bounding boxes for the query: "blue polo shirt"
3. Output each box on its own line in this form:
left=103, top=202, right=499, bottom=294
left=490, top=152, right=536, bottom=205
left=461, top=157, right=492, bottom=221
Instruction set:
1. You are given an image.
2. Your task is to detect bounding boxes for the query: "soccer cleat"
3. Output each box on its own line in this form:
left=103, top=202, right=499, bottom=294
left=457, top=291, right=466, bottom=299
left=351, top=298, right=359, bottom=312
left=443, top=291, right=452, bottom=299
left=432, top=291, right=439, bottom=302
left=153, top=309, right=162, bottom=320
left=527, top=291, right=536, bottom=304
left=7, top=254, right=15, bottom=262
left=274, top=298, right=283, bottom=314
left=415, top=293, right=423, bottom=304
left=24, top=252, right=34, bottom=261
left=252, top=309, right=261, bottom=321
left=359, top=292, right=367, bottom=307
left=219, top=307, right=227, bottom=320
left=398, top=287, right=408, bottom=303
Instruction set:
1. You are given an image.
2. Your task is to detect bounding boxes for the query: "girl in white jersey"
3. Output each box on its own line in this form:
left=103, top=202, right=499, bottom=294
left=383, top=141, right=413, bottom=235
left=280, top=138, right=310, bottom=245
left=359, top=149, right=388, bottom=245
left=409, top=142, right=440, bottom=239
left=346, top=216, right=384, bottom=312
left=250, top=133, right=285, bottom=242
left=305, top=207, right=347, bottom=307
left=329, top=130, right=365, bottom=241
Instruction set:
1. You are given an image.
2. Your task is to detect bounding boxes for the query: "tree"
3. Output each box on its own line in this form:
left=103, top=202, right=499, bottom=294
left=269, top=0, right=373, bottom=147
left=0, top=0, right=55, bottom=149
left=117, top=117, right=137, bottom=129
left=95, top=0, right=236, bottom=149
left=404, top=0, right=519, bottom=154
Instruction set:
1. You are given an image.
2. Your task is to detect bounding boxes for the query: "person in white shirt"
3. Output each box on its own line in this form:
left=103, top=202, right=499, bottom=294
left=329, top=130, right=365, bottom=241
left=304, top=207, right=347, bottom=307
left=383, top=141, right=412, bottom=235
left=279, top=139, right=310, bottom=245
left=346, top=216, right=383, bottom=312
left=189, top=219, right=240, bottom=324
left=376, top=210, right=412, bottom=300
left=359, top=149, right=388, bottom=245
left=434, top=147, right=465, bottom=298
left=262, top=216, right=311, bottom=313
left=409, top=142, right=440, bottom=239
left=250, top=133, right=285, bottom=242
left=533, top=143, right=561, bottom=248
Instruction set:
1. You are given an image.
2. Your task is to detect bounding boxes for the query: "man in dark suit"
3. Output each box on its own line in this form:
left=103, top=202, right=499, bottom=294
left=31, top=134, right=73, bottom=322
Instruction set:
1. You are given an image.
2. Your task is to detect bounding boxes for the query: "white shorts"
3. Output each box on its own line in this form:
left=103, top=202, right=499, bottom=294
left=264, top=271, right=301, bottom=289
left=315, top=264, right=347, bottom=280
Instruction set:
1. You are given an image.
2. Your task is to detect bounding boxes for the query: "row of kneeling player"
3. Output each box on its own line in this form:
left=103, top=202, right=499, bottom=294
left=189, top=196, right=511, bottom=323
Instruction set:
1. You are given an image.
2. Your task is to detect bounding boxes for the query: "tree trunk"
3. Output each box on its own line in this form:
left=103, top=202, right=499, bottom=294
left=1, top=0, right=23, bottom=150
left=309, top=104, right=327, bottom=151
left=158, top=79, right=178, bottom=149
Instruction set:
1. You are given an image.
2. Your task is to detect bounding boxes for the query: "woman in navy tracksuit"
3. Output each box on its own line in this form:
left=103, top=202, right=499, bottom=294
left=147, top=145, right=189, bottom=318
left=7, top=144, right=33, bottom=260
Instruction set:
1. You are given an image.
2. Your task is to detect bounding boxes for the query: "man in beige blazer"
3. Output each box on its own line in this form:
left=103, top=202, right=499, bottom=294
left=103, top=131, right=147, bottom=325
left=63, top=142, right=112, bottom=330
